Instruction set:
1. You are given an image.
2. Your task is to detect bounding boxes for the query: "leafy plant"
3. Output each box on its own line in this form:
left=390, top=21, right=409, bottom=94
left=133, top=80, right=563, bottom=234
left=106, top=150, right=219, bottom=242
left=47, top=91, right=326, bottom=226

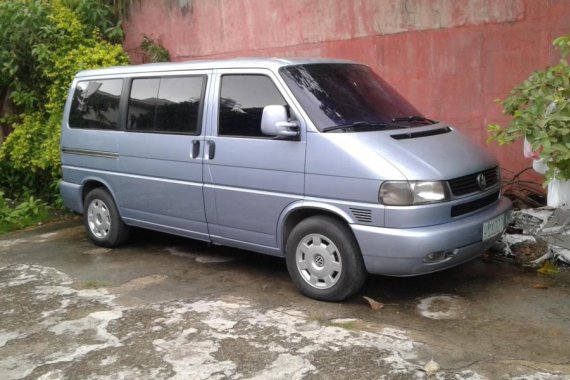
left=0, top=190, right=51, bottom=234
left=140, top=34, right=171, bottom=63
left=0, top=0, right=129, bottom=202
left=488, top=35, right=570, bottom=184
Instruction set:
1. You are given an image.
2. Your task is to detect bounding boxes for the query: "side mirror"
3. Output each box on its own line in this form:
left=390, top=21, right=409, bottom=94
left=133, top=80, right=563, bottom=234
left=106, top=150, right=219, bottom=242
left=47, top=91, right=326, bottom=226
left=261, top=105, right=299, bottom=138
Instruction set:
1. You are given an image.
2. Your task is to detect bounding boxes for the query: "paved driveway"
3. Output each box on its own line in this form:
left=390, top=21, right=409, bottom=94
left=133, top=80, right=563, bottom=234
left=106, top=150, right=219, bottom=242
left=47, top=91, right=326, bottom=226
left=1, top=221, right=569, bottom=379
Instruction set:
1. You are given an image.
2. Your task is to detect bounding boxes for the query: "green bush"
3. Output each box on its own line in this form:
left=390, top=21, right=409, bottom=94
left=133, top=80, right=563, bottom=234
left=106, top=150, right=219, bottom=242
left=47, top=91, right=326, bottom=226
left=488, top=35, right=570, bottom=183
left=0, top=0, right=129, bottom=203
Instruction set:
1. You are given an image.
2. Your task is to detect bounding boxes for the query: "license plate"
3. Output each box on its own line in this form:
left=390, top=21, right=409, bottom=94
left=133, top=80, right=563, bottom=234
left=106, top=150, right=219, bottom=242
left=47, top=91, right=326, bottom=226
left=482, top=214, right=505, bottom=241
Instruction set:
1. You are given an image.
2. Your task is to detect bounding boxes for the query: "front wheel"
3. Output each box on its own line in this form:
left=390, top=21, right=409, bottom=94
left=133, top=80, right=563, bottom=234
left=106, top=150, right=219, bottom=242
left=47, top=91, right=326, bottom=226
left=285, top=216, right=367, bottom=301
left=84, top=188, right=130, bottom=247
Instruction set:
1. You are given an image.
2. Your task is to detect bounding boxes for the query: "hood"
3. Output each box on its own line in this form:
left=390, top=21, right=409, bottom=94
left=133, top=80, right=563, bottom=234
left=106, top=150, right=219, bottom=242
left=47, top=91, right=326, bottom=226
left=356, top=124, right=498, bottom=180
left=306, top=124, right=498, bottom=181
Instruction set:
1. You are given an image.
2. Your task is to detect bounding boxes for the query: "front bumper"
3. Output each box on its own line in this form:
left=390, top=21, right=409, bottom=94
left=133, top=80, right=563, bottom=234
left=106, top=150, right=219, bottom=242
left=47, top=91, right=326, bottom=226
left=352, top=196, right=512, bottom=276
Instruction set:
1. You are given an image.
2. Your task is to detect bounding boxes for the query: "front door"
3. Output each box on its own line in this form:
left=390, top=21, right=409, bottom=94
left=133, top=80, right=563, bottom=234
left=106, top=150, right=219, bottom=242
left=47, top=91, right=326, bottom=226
left=203, top=70, right=306, bottom=252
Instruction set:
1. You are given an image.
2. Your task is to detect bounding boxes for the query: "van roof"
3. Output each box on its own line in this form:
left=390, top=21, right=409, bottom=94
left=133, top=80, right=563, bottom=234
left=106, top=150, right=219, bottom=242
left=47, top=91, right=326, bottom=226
left=75, top=57, right=361, bottom=78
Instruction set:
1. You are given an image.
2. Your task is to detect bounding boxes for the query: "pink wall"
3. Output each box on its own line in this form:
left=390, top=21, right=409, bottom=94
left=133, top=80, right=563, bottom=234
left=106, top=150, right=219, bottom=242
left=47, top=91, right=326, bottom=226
left=123, top=0, right=570, bottom=182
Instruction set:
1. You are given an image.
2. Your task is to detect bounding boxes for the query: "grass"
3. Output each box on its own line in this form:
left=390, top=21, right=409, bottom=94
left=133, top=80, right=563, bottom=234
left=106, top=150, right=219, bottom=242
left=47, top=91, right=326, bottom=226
left=82, top=280, right=107, bottom=289
left=331, top=320, right=360, bottom=331
left=308, top=314, right=361, bottom=331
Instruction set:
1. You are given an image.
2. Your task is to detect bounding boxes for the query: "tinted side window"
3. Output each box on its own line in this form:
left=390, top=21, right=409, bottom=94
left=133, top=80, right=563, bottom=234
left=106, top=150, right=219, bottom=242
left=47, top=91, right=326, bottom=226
left=156, top=77, right=204, bottom=134
left=128, top=78, right=159, bottom=131
left=69, top=79, right=122, bottom=130
left=219, top=75, right=287, bottom=137
left=127, top=76, right=205, bottom=134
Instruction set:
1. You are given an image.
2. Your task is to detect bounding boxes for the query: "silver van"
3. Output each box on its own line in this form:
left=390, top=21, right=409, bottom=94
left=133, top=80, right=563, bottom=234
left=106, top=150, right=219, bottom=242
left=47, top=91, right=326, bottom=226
left=60, top=58, right=512, bottom=301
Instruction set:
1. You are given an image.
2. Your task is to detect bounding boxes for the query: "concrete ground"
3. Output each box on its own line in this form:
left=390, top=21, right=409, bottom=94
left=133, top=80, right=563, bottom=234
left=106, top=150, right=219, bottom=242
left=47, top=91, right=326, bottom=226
left=0, top=220, right=569, bottom=380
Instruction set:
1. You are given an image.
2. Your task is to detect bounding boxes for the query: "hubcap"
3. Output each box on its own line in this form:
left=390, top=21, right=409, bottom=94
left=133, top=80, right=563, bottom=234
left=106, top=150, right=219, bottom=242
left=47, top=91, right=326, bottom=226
left=295, top=234, right=342, bottom=289
left=87, top=199, right=111, bottom=239
left=314, top=254, right=325, bottom=267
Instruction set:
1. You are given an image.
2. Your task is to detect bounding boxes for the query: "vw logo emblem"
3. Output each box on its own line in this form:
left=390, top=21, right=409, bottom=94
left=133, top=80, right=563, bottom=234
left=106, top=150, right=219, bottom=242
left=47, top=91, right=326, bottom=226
left=476, top=173, right=487, bottom=190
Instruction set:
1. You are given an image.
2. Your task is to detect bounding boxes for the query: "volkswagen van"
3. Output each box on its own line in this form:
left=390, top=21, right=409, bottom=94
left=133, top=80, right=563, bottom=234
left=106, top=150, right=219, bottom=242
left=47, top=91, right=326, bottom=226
left=60, top=58, right=512, bottom=301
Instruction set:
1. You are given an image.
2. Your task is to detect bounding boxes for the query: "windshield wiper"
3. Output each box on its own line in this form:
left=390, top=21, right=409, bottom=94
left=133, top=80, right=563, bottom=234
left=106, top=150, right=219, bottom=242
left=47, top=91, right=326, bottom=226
left=322, top=121, right=406, bottom=133
left=392, top=115, right=437, bottom=124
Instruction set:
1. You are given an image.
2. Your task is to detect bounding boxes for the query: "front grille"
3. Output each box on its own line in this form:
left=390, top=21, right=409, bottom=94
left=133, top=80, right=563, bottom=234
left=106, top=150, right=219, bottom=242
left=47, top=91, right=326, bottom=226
left=448, top=167, right=499, bottom=196
left=451, top=191, right=500, bottom=217
left=349, top=208, right=372, bottom=223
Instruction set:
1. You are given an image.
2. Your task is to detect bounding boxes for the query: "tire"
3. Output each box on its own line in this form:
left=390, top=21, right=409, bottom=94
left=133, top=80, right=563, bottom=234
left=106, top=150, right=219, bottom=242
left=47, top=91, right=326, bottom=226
left=83, top=188, right=130, bottom=248
left=285, top=215, right=367, bottom=301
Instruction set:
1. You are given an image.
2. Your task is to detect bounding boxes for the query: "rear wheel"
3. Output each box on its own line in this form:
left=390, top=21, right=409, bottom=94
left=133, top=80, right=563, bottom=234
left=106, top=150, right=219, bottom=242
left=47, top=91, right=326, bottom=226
left=285, top=215, right=367, bottom=301
left=84, top=188, right=129, bottom=247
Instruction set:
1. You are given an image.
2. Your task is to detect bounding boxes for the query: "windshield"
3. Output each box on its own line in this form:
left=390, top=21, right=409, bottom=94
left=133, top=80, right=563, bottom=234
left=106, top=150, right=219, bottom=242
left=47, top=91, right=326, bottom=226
left=280, top=63, right=429, bottom=132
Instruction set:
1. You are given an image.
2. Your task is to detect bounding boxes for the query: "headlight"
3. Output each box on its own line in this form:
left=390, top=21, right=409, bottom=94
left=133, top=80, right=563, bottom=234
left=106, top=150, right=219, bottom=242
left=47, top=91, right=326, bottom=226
left=379, top=181, right=448, bottom=206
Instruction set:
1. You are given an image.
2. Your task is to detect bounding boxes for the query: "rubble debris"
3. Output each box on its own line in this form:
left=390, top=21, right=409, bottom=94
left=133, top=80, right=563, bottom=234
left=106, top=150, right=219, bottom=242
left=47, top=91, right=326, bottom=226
left=541, top=208, right=570, bottom=246
left=511, top=208, right=552, bottom=234
left=501, top=166, right=547, bottom=210
left=492, top=208, right=570, bottom=266
left=513, top=237, right=548, bottom=265
left=512, top=190, right=546, bottom=208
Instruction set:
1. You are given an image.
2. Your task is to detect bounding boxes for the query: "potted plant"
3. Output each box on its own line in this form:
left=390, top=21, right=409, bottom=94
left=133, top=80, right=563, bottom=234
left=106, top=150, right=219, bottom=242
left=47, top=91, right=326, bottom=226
left=488, top=35, right=570, bottom=208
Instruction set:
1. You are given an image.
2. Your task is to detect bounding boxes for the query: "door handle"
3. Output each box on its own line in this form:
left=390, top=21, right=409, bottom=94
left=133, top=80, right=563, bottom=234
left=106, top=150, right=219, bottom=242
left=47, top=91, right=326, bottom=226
left=207, top=140, right=216, bottom=160
left=191, top=140, right=200, bottom=159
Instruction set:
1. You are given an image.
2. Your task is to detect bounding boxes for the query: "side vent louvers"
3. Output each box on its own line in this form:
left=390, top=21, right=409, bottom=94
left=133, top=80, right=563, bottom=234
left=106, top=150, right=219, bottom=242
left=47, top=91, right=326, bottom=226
left=391, top=127, right=451, bottom=140
left=350, top=208, right=372, bottom=224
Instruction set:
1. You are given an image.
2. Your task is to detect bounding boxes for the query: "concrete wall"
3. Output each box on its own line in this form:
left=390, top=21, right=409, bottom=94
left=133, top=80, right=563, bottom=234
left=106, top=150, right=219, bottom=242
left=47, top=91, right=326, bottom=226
left=123, top=0, right=570, bottom=180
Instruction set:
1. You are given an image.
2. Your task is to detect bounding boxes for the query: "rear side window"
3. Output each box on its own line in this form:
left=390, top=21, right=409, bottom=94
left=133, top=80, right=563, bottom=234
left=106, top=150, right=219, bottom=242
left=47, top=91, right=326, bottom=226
left=69, top=79, right=123, bottom=130
left=127, top=76, right=205, bottom=134
left=218, top=75, right=287, bottom=137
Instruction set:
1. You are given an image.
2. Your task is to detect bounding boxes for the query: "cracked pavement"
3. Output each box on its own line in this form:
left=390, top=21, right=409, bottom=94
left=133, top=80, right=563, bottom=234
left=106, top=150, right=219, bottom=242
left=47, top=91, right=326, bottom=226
left=1, top=220, right=569, bottom=379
